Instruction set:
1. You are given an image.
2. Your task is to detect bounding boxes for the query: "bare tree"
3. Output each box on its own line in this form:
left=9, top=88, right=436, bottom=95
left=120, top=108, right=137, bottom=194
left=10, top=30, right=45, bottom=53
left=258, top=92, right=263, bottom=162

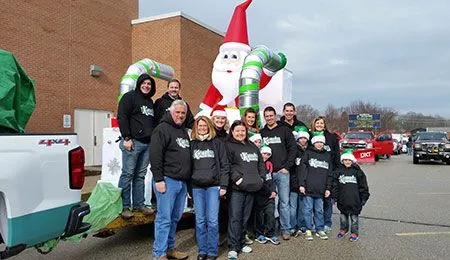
left=295, top=104, right=320, bottom=129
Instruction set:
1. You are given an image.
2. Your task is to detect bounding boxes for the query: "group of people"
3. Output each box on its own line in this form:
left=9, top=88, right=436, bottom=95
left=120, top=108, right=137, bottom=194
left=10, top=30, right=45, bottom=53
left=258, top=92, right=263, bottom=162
left=117, top=74, right=370, bottom=260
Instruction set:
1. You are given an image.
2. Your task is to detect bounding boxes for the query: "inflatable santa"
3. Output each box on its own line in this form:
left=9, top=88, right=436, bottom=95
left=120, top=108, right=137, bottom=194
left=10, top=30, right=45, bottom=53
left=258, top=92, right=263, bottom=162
left=198, top=0, right=276, bottom=117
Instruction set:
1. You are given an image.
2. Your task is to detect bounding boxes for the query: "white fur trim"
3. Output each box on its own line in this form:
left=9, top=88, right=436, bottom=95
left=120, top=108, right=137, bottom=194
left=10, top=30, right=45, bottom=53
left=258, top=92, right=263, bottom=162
left=212, top=110, right=227, bottom=117
left=311, top=135, right=326, bottom=144
left=260, top=146, right=272, bottom=155
left=199, top=103, right=212, bottom=111
left=294, top=131, right=310, bottom=140
left=341, top=153, right=357, bottom=163
left=249, top=133, right=262, bottom=143
left=220, top=42, right=251, bottom=52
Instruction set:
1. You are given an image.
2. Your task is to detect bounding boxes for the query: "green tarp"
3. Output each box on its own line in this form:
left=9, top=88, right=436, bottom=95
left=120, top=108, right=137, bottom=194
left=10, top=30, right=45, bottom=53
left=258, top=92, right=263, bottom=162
left=67, top=182, right=122, bottom=242
left=0, top=49, right=36, bottom=133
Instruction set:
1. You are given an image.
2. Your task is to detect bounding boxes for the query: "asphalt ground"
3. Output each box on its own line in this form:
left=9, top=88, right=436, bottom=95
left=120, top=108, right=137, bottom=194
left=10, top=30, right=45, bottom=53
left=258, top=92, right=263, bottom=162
left=14, top=154, right=450, bottom=260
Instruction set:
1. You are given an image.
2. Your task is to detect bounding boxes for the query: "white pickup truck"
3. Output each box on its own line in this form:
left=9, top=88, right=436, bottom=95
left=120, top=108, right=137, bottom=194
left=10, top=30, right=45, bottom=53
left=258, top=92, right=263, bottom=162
left=0, top=133, right=90, bottom=259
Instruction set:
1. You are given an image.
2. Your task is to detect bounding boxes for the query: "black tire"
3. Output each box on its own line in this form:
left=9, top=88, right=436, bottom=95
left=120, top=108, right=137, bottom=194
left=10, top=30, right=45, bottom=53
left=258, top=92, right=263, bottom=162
left=375, top=155, right=380, bottom=162
left=413, top=156, right=419, bottom=164
left=446, top=160, right=450, bottom=165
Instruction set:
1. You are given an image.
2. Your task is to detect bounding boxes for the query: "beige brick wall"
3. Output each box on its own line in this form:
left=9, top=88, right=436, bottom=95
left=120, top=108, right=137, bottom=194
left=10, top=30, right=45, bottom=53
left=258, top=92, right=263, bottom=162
left=0, top=0, right=136, bottom=132
left=132, top=15, right=223, bottom=115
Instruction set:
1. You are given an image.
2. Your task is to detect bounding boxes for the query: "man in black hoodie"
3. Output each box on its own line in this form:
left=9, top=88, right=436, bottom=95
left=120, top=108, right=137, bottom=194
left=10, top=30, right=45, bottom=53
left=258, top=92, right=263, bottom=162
left=260, top=106, right=297, bottom=240
left=150, top=99, right=191, bottom=260
left=117, top=73, right=156, bottom=219
left=154, top=79, right=195, bottom=128
left=279, top=102, right=307, bottom=130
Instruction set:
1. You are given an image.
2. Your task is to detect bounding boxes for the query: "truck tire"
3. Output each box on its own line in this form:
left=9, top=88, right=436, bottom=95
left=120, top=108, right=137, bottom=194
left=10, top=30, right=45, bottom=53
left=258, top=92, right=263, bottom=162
left=413, top=156, right=419, bottom=164
left=446, top=160, right=450, bottom=165
left=375, top=155, right=380, bottom=162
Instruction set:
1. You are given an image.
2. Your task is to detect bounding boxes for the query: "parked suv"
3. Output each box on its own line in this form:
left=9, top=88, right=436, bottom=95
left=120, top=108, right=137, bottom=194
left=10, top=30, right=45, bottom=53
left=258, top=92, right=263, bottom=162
left=413, top=132, right=450, bottom=164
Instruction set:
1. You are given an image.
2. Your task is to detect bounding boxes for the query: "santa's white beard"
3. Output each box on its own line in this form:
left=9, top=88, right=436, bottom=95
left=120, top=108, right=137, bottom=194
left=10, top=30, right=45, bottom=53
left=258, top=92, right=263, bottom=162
left=212, top=69, right=240, bottom=106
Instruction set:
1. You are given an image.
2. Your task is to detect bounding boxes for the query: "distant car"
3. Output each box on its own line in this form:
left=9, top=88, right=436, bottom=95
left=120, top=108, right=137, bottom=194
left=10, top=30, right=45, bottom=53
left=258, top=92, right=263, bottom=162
left=393, top=139, right=402, bottom=155
left=413, top=132, right=450, bottom=164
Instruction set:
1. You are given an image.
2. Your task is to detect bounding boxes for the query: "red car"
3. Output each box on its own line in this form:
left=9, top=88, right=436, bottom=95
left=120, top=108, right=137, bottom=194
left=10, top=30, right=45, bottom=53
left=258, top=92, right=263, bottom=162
left=340, top=131, right=394, bottom=161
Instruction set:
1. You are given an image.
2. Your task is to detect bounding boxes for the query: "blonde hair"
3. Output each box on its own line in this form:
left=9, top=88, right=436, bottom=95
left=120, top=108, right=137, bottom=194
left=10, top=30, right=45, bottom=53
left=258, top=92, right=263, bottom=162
left=191, top=116, right=217, bottom=141
left=212, top=115, right=230, bottom=132
left=311, top=116, right=327, bottom=131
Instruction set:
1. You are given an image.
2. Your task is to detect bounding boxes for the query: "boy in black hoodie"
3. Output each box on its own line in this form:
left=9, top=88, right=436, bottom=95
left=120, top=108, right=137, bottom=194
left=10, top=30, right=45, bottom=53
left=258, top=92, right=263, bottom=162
left=298, top=131, right=332, bottom=241
left=331, top=149, right=370, bottom=242
left=254, top=145, right=279, bottom=245
left=290, top=126, right=310, bottom=237
left=117, top=73, right=156, bottom=219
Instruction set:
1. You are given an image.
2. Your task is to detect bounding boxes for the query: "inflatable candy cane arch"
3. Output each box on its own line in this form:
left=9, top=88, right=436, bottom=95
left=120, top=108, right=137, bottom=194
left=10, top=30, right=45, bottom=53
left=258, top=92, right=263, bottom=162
left=118, top=58, right=174, bottom=101
left=239, top=45, right=287, bottom=118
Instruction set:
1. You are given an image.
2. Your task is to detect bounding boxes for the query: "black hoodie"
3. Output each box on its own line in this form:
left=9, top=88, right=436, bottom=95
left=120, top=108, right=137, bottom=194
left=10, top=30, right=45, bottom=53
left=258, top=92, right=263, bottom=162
left=297, top=147, right=333, bottom=198
left=214, top=127, right=228, bottom=143
left=279, top=115, right=307, bottom=130
left=309, top=130, right=340, bottom=170
left=190, top=138, right=230, bottom=189
left=260, top=123, right=297, bottom=172
left=150, top=113, right=191, bottom=182
left=154, top=92, right=195, bottom=128
left=330, top=165, right=370, bottom=215
left=225, top=137, right=266, bottom=192
left=117, top=74, right=156, bottom=143
left=291, top=144, right=309, bottom=192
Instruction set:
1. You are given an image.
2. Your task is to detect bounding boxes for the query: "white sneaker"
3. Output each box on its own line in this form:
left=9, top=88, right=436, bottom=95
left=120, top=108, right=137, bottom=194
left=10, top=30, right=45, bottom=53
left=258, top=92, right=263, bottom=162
left=241, top=245, right=252, bottom=253
left=228, top=251, right=238, bottom=259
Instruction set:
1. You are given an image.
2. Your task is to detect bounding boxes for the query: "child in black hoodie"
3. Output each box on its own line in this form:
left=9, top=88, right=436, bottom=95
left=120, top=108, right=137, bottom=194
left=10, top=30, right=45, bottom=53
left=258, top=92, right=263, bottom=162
left=298, top=131, right=333, bottom=241
left=254, top=145, right=279, bottom=245
left=331, top=149, right=370, bottom=242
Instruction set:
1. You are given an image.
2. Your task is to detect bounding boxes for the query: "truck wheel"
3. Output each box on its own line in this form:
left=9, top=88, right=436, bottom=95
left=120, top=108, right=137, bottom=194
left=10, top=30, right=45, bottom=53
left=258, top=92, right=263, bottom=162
left=375, top=155, right=380, bottom=162
left=413, top=156, right=419, bottom=164
left=446, top=160, right=450, bottom=165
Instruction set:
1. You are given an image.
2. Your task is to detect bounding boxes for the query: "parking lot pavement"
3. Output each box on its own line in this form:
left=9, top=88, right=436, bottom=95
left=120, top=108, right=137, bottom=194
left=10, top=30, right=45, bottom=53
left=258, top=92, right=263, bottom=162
left=15, top=154, right=450, bottom=260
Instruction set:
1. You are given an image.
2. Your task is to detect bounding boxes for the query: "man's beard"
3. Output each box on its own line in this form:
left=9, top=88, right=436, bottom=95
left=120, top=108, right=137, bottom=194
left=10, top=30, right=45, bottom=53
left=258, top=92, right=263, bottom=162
left=212, top=68, right=240, bottom=106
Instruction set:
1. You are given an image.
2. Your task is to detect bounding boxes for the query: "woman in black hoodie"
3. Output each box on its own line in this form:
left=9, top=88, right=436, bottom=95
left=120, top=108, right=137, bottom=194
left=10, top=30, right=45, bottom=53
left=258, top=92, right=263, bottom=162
left=190, top=116, right=229, bottom=260
left=225, top=120, right=266, bottom=259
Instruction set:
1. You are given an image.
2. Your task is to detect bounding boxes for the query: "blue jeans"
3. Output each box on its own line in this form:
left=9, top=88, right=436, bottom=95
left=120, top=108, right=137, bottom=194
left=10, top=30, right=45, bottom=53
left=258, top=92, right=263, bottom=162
left=273, top=172, right=291, bottom=232
left=193, top=186, right=220, bottom=257
left=152, top=177, right=187, bottom=258
left=324, top=198, right=333, bottom=228
left=303, top=196, right=324, bottom=232
left=289, top=192, right=306, bottom=230
left=118, top=139, right=149, bottom=209
left=407, top=147, right=412, bottom=155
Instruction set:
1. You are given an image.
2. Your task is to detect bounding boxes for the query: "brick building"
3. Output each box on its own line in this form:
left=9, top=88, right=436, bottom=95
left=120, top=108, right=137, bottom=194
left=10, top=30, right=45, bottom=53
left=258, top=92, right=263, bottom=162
left=1, top=1, right=223, bottom=164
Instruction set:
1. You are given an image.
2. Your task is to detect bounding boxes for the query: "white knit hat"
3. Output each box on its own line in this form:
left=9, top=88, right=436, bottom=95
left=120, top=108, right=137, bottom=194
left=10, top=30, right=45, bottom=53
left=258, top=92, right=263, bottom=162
left=293, top=126, right=310, bottom=140
left=249, top=133, right=262, bottom=143
left=311, top=131, right=326, bottom=144
left=341, top=149, right=357, bottom=163
left=260, top=145, right=272, bottom=155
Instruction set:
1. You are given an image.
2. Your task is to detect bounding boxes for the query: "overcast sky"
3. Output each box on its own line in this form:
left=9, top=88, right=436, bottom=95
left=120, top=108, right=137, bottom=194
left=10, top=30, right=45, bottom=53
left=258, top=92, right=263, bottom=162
left=139, top=0, right=450, bottom=118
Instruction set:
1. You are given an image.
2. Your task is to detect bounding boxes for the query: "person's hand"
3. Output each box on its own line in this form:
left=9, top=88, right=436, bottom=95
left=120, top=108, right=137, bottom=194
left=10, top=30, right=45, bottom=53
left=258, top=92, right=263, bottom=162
left=325, top=190, right=330, bottom=198
left=236, top=178, right=243, bottom=185
left=269, top=192, right=276, bottom=199
left=220, top=189, right=227, bottom=197
left=279, top=168, right=289, bottom=173
left=299, top=186, right=306, bottom=194
left=155, top=181, right=166, bottom=193
left=361, top=200, right=367, bottom=206
left=123, top=139, right=134, bottom=151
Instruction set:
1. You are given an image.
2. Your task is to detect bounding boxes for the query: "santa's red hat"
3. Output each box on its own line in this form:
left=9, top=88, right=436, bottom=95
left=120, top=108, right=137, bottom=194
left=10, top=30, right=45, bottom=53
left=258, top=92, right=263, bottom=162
left=220, top=0, right=252, bottom=52
left=211, top=105, right=227, bottom=117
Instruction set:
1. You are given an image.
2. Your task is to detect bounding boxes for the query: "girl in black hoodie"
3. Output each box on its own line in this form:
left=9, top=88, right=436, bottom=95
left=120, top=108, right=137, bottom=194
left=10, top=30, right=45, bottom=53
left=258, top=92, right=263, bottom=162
left=225, top=120, right=266, bottom=259
left=190, top=116, right=229, bottom=260
left=310, top=116, right=340, bottom=233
